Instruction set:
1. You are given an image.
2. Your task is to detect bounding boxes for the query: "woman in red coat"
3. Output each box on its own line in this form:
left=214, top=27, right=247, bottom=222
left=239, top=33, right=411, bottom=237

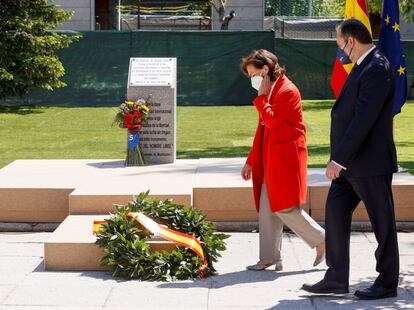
left=240, top=49, right=325, bottom=271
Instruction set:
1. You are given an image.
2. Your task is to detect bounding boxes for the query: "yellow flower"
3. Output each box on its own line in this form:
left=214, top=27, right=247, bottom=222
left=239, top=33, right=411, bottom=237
left=127, top=101, right=134, bottom=105
left=141, top=105, right=149, bottom=111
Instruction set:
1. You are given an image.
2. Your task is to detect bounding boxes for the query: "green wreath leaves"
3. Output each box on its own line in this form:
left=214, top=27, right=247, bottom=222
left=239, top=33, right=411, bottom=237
left=95, top=191, right=229, bottom=281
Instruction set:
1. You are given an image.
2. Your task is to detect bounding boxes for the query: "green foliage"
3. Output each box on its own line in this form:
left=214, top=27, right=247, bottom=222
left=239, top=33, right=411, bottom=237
left=401, top=0, right=414, bottom=23
left=365, top=0, right=414, bottom=21
left=95, top=191, right=229, bottom=280
left=312, top=0, right=344, bottom=17
left=188, top=0, right=213, bottom=16
left=265, top=0, right=414, bottom=21
left=0, top=0, right=80, bottom=99
left=366, top=0, right=382, bottom=15
left=265, top=0, right=309, bottom=16
left=358, top=0, right=414, bottom=22
left=265, top=0, right=343, bottom=16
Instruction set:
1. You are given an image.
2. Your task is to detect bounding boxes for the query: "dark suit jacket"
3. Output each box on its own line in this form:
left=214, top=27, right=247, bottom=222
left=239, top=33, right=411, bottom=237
left=330, top=48, right=398, bottom=178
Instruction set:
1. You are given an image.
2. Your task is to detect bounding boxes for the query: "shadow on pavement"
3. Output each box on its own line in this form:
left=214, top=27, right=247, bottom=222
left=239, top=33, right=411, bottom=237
left=157, top=268, right=323, bottom=289
left=267, top=276, right=414, bottom=310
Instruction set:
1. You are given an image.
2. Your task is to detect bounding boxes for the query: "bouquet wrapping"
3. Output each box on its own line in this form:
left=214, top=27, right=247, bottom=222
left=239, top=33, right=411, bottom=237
left=113, top=99, right=150, bottom=166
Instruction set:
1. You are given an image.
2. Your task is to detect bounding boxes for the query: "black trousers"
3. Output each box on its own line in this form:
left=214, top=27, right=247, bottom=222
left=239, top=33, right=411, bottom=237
left=324, top=174, right=399, bottom=289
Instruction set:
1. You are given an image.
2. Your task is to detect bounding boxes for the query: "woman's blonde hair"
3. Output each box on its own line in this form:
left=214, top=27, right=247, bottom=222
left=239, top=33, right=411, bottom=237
left=240, top=49, right=285, bottom=82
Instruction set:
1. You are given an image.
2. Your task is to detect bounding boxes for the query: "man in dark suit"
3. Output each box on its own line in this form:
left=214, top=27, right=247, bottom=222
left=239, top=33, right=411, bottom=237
left=302, top=19, right=399, bottom=299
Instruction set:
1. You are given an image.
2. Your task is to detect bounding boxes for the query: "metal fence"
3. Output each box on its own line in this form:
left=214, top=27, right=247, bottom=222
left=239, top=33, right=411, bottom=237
left=2, top=31, right=413, bottom=106
left=270, top=16, right=342, bottom=39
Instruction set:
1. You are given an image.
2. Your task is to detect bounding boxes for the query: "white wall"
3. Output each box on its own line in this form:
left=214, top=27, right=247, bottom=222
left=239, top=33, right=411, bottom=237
left=211, top=0, right=264, bottom=30
left=53, top=0, right=94, bottom=31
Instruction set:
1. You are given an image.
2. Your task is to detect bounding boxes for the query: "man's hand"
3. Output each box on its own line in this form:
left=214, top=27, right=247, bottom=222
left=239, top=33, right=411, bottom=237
left=241, top=164, right=252, bottom=181
left=326, top=161, right=342, bottom=180
left=258, top=75, right=272, bottom=97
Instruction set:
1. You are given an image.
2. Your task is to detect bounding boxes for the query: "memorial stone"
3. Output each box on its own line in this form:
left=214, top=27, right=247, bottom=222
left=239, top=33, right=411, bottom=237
left=126, top=58, right=177, bottom=164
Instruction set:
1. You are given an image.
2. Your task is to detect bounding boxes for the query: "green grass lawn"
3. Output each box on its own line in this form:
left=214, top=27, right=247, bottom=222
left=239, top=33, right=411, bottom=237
left=0, top=101, right=413, bottom=174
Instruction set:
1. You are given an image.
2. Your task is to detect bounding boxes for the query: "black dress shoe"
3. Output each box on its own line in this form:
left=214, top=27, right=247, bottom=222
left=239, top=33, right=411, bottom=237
left=302, top=279, right=349, bottom=294
left=354, top=285, right=397, bottom=300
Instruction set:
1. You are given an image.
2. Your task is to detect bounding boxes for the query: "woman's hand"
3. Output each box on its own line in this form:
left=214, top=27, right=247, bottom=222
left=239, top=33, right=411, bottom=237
left=258, top=75, right=271, bottom=97
left=241, top=164, right=252, bottom=181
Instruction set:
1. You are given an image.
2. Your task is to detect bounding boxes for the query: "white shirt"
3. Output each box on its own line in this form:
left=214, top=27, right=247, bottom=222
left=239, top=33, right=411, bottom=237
left=331, top=45, right=376, bottom=171
left=357, top=45, right=376, bottom=66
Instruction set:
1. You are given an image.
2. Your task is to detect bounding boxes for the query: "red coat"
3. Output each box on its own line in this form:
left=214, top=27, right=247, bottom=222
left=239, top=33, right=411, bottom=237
left=246, top=74, right=307, bottom=212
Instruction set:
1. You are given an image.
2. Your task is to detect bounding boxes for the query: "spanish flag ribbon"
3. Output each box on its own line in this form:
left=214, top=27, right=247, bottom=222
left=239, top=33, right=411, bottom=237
left=93, top=212, right=208, bottom=277
left=93, top=221, right=107, bottom=235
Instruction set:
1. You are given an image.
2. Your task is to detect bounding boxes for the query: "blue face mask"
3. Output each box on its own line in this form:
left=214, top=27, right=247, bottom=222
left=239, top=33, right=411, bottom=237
left=342, top=41, right=353, bottom=60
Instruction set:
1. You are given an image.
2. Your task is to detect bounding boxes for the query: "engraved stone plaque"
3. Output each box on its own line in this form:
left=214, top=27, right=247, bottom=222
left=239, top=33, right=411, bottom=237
left=126, top=58, right=176, bottom=164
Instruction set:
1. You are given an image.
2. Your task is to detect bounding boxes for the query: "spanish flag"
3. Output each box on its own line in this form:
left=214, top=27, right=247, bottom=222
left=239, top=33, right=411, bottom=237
left=331, top=0, right=372, bottom=98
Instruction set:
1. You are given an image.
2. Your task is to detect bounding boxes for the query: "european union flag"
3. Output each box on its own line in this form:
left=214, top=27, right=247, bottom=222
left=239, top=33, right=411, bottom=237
left=378, top=0, right=408, bottom=115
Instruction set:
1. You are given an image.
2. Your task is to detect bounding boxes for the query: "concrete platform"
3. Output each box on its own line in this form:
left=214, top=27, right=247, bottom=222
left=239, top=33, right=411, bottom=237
left=44, top=215, right=176, bottom=271
left=68, top=159, right=198, bottom=214
left=0, top=159, right=414, bottom=223
left=0, top=188, right=72, bottom=222
left=0, top=160, right=89, bottom=222
left=0, top=159, right=198, bottom=222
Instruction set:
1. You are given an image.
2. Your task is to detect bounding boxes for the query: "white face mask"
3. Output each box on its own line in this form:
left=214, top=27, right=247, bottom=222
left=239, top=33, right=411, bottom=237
left=250, top=75, right=263, bottom=91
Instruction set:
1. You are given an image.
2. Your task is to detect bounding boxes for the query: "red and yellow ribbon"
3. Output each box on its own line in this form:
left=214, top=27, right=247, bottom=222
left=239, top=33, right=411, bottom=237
left=93, top=221, right=107, bottom=234
left=93, top=212, right=208, bottom=277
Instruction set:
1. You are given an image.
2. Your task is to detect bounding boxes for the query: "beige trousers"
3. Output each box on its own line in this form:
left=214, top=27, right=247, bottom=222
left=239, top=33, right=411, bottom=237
left=259, top=184, right=325, bottom=262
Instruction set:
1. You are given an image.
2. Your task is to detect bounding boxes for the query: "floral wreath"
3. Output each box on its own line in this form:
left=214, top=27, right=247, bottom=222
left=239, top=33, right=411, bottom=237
left=95, top=191, right=228, bottom=281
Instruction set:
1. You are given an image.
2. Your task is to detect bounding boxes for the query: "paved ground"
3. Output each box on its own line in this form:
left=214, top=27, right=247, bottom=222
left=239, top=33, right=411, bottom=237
left=0, top=232, right=413, bottom=309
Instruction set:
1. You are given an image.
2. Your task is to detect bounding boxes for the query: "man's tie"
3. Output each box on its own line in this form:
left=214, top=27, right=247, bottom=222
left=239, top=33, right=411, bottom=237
left=350, top=63, right=359, bottom=74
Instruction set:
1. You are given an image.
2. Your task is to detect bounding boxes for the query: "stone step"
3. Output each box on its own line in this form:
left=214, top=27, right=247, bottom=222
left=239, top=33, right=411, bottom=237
left=0, top=160, right=87, bottom=222
left=193, top=158, right=258, bottom=221
left=44, top=215, right=176, bottom=271
left=0, top=159, right=197, bottom=222
left=307, top=173, right=414, bottom=221
left=1, top=159, right=413, bottom=223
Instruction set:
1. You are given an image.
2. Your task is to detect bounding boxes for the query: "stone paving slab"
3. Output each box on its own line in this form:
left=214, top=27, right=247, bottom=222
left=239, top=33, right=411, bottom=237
left=0, top=244, right=43, bottom=257
left=0, top=233, right=52, bottom=243
left=3, top=284, right=112, bottom=307
left=0, top=307, right=103, bottom=310
left=0, top=257, right=43, bottom=285
left=0, top=286, right=15, bottom=305
left=0, top=232, right=413, bottom=309
left=106, top=285, right=209, bottom=308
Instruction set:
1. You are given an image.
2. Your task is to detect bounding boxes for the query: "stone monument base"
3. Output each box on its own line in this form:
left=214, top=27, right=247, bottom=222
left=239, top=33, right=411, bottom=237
left=0, top=159, right=413, bottom=271
left=44, top=215, right=176, bottom=271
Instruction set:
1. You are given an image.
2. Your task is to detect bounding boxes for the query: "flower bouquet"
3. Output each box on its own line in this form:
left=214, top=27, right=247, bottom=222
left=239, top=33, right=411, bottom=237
left=113, top=99, right=150, bottom=166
